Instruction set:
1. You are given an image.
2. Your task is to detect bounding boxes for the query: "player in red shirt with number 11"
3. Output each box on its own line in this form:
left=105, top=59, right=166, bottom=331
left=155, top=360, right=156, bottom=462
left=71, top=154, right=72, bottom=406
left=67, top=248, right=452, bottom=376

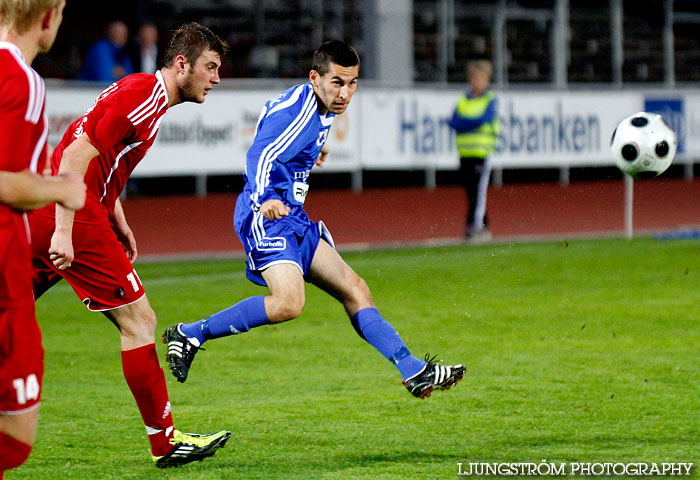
left=28, top=22, right=230, bottom=468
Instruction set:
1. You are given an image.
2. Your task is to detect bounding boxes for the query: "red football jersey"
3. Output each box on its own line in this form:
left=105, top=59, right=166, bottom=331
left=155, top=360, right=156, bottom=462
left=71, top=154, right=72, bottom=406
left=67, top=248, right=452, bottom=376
left=0, top=42, right=48, bottom=306
left=41, top=71, right=169, bottom=224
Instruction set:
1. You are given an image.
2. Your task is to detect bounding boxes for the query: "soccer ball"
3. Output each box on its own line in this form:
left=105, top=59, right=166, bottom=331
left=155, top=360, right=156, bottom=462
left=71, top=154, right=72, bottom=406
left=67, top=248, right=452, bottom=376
left=611, top=112, right=677, bottom=179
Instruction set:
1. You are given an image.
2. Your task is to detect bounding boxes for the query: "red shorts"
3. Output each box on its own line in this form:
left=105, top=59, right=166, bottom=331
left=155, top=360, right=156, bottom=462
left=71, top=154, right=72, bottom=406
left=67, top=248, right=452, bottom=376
left=28, top=213, right=145, bottom=311
left=0, top=300, right=43, bottom=414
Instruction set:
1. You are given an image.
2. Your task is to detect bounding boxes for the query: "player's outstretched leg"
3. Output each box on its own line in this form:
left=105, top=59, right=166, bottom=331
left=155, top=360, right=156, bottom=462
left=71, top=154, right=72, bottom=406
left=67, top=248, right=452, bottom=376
left=164, top=296, right=269, bottom=382
left=350, top=308, right=466, bottom=398
left=153, top=429, right=231, bottom=468
left=402, top=355, right=466, bottom=399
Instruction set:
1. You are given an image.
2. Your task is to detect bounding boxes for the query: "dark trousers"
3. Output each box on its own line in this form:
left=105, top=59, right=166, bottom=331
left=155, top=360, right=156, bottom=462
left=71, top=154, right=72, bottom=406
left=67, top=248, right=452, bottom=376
left=459, top=156, right=491, bottom=235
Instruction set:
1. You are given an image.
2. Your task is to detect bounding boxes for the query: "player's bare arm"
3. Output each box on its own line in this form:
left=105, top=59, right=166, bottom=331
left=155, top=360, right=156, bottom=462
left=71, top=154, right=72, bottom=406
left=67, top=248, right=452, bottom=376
left=0, top=170, right=85, bottom=211
left=315, top=143, right=330, bottom=167
left=51, top=133, right=100, bottom=270
left=112, top=197, right=138, bottom=263
left=260, top=198, right=290, bottom=221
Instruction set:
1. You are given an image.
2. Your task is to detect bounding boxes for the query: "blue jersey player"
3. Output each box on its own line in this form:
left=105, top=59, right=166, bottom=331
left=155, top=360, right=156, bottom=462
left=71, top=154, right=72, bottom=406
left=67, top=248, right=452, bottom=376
left=163, top=41, right=465, bottom=399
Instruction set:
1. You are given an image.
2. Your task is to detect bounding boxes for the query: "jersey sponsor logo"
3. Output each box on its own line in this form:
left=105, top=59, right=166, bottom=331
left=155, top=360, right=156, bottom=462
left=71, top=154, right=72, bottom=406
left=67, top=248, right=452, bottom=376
left=293, top=169, right=310, bottom=180
left=257, top=237, right=286, bottom=251
left=293, top=181, right=309, bottom=203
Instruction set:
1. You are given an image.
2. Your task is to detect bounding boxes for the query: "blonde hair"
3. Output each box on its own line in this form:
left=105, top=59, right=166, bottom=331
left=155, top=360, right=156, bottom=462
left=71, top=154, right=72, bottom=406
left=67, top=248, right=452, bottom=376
left=0, top=0, right=61, bottom=34
left=467, top=60, right=492, bottom=79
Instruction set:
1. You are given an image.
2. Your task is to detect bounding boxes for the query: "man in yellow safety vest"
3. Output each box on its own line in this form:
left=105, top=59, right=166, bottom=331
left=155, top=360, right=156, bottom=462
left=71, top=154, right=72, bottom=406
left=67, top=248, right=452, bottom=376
left=448, top=60, right=499, bottom=241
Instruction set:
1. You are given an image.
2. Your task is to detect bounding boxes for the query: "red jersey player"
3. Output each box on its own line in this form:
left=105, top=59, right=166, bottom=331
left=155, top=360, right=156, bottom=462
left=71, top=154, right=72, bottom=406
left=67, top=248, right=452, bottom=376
left=27, top=23, right=230, bottom=468
left=0, top=0, right=86, bottom=477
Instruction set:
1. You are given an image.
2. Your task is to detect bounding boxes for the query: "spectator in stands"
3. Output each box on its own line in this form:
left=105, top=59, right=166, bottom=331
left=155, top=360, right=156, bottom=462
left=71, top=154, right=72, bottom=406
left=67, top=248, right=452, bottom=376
left=448, top=60, right=499, bottom=242
left=78, top=20, right=133, bottom=82
left=128, top=22, right=159, bottom=74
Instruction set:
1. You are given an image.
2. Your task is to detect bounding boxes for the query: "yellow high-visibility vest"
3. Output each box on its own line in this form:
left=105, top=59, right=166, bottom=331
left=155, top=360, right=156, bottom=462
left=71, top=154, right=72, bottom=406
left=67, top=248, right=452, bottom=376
left=454, top=91, right=499, bottom=159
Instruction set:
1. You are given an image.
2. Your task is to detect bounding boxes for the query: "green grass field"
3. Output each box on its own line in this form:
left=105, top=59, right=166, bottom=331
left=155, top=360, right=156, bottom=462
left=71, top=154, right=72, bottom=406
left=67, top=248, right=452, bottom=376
left=10, top=238, right=700, bottom=479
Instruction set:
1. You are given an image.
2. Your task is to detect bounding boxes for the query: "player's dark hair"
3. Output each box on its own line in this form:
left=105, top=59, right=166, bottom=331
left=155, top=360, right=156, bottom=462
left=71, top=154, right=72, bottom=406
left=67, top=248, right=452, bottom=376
left=162, top=22, right=228, bottom=68
left=312, top=40, right=360, bottom=76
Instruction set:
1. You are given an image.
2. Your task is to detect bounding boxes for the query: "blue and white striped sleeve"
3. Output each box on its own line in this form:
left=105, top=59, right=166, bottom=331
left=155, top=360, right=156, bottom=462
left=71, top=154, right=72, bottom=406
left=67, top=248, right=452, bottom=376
left=245, top=86, right=318, bottom=210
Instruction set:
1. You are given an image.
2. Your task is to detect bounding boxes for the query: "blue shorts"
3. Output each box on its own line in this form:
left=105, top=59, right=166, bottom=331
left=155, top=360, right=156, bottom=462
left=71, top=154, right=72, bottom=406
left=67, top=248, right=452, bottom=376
left=239, top=214, right=335, bottom=287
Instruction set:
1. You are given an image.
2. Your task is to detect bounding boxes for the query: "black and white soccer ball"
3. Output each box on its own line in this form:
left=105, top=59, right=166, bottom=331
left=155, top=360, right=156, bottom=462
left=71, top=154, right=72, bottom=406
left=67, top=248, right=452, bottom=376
left=611, top=112, right=677, bottom=179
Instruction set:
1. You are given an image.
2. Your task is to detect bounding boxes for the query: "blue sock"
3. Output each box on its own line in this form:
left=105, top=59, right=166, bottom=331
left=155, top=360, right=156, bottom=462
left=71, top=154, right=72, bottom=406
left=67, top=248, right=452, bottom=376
left=350, top=307, right=425, bottom=380
left=180, top=296, right=269, bottom=346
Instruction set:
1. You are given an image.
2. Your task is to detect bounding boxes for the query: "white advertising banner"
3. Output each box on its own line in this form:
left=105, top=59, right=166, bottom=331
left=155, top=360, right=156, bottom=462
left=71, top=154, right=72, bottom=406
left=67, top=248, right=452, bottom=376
left=359, top=89, right=642, bottom=169
left=141, top=91, right=266, bottom=176
left=45, top=84, right=697, bottom=177
left=45, top=84, right=362, bottom=177
left=360, top=89, right=458, bottom=170
left=494, top=91, right=638, bottom=167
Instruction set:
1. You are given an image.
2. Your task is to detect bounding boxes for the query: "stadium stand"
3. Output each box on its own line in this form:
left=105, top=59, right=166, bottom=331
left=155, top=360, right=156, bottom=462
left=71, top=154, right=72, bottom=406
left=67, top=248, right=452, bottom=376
left=31, top=0, right=700, bottom=86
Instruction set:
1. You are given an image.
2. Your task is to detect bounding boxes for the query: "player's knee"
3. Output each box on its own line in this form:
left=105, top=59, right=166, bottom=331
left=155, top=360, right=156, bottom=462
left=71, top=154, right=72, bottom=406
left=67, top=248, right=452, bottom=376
left=267, top=296, right=305, bottom=323
left=111, top=305, right=157, bottom=342
left=129, top=307, right=157, bottom=336
left=351, top=276, right=373, bottom=304
left=277, top=302, right=304, bottom=322
left=141, top=308, right=158, bottom=331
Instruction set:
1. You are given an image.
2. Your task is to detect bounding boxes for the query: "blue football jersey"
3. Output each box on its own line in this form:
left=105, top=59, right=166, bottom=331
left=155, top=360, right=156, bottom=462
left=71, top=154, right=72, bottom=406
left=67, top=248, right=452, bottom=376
left=234, top=82, right=335, bottom=241
left=245, top=82, right=333, bottom=209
